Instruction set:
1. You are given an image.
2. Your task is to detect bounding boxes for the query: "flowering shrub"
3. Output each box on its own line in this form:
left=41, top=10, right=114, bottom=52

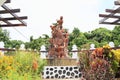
left=0, top=51, right=47, bottom=80
left=79, top=45, right=120, bottom=80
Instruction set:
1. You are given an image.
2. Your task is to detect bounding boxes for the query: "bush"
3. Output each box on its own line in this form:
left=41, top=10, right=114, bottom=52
left=0, top=50, right=47, bottom=80
left=78, top=45, right=118, bottom=80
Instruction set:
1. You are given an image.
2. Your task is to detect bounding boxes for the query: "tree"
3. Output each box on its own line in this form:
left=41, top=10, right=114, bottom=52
left=68, top=27, right=88, bottom=50
left=0, top=28, right=10, bottom=42
left=68, top=27, right=80, bottom=51
left=10, top=40, right=23, bottom=49
left=26, top=36, right=44, bottom=51
left=30, top=36, right=33, bottom=42
left=112, top=26, right=120, bottom=46
left=73, top=33, right=88, bottom=49
left=42, top=34, right=50, bottom=50
left=90, top=27, right=112, bottom=43
left=24, top=42, right=30, bottom=50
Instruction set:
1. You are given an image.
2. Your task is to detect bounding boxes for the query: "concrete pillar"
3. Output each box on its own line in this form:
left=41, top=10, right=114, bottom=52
left=109, top=42, right=114, bottom=47
left=20, top=44, right=25, bottom=50
left=90, top=43, right=95, bottom=50
left=40, top=45, right=47, bottom=59
left=72, top=45, right=78, bottom=59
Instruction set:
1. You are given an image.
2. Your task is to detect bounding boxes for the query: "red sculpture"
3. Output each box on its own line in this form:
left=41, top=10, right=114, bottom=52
left=48, top=16, right=69, bottom=58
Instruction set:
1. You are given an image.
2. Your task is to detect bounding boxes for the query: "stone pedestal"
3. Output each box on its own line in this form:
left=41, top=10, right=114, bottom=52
left=42, top=58, right=83, bottom=79
left=42, top=66, right=82, bottom=79
left=46, top=58, right=77, bottom=66
left=42, top=17, right=82, bottom=79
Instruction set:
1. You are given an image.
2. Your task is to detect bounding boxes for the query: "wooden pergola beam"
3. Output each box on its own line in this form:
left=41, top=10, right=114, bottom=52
left=0, top=24, right=25, bottom=27
left=114, top=1, right=120, bottom=5
left=100, top=22, right=120, bottom=25
left=5, top=0, right=11, bottom=3
left=1, top=4, right=27, bottom=26
left=112, top=19, right=120, bottom=24
left=0, top=16, right=27, bottom=21
left=99, top=14, right=120, bottom=18
left=0, top=9, right=20, bottom=14
left=0, top=15, right=12, bottom=25
left=106, top=9, right=120, bottom=13
left=99, top=7, right=120, bottom=24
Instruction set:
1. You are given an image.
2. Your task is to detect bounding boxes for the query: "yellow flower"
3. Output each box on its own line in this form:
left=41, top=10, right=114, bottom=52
left=6, top=66, right=12, bottom=70
left=111, top=49, right=120, bottom=62
left=103, top=44, right=110, bottom=49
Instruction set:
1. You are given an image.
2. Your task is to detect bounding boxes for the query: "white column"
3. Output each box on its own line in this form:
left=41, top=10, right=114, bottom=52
left=20, top=44, right=25, bottom=50
left=90, top=43, right=95, bottom=50
left=0, top=42, right=4, bottom=48
left=0, top=42, right=4, bottom=56
left=72, top=45, right=78, bottom=59
left=40, top=45, right=47, bottom=59
left=109, top=42, right=114, bottom=47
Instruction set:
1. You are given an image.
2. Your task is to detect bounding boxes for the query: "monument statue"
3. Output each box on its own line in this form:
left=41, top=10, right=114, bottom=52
left=48, top=16, right=69, bottom=58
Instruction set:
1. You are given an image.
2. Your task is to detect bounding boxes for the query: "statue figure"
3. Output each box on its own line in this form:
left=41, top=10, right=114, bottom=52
left=48, top=16, right=69, bottom=58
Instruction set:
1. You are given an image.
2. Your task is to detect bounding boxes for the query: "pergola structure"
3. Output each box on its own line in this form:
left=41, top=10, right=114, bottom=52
left=0, top=0, right=27, bottom=51
left=99, top=1, right=120, bottom=25
left=0, top=0, right=27, bottom=27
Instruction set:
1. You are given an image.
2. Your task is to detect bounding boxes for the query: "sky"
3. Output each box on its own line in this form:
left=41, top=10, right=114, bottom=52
left=1, top=0, right=116, bottom=42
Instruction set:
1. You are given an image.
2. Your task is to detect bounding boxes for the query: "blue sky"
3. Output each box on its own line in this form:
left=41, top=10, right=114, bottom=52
left=1, top=0, right=116, bottom=42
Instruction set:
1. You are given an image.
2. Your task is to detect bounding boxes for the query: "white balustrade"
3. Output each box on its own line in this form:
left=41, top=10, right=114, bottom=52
left=0, top=42, right=4, bottom=55
left=109, top=42, right=114, bottom=47
left=90, top=43, right=95, bottom=50
left=40, top=45, right=47, bottom=59
left=0, top=42, right=4, bottom=48
left=20, top=44, right=25, bottom=50
left=72, top=45, right=78, bottom=59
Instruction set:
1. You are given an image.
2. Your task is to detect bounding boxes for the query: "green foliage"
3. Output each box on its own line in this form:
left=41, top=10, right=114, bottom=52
left=68, top=27, right=88, bottom=50
left=25, top=36, right=45, bottom=51
left=112, top=26, right=120, bottom=46
left=90, top=27, right=112, bottom=43
left=4, top=40, right=23, bottom=49
left=0, top=51, right=47, bottom=80
left=1, top=25, right=120, bottom=51
left=72, top=27, right=80, bottom=38
left=24, top=42, right=30, bottom=50
left=42, top=34, right=50, bottom=50
left=0, top=28, right=10, bottom=42
left=99, top=41, right=108, bottom=47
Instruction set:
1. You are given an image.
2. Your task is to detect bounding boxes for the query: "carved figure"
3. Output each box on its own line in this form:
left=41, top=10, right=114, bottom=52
left=48, top=16, right=69, bottom=58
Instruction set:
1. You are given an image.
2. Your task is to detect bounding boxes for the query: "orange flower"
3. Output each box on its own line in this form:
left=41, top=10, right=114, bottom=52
left=32, top=60, right=38, bottom=71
